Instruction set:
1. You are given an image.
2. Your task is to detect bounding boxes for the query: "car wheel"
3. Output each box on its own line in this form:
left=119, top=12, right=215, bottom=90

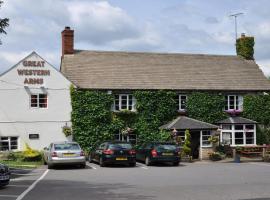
left=173, top=161, right=180, bottom=166
left=99, top=158, right=105, bottom=167
left=129, top=162, right=136, bottom=167
left=88, top=155, right=92, bottom=163
left=48, top=163, right=54, bottom=169
left=145, top=157, right=151, bottom=166
left=80, top=163, right=86, bottom=168
left=43, top=159, right=47, bottom=165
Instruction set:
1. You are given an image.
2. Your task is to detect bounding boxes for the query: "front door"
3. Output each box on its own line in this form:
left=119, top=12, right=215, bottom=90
left=191, top=131, right=200, bottom=159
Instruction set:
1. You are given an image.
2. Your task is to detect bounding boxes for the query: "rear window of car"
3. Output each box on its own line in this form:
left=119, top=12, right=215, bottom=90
left=155, top=144, right=177, bottom=151
left=54, top=143, right=80, bottom=150
left=108, top=143, right=132, bottom=150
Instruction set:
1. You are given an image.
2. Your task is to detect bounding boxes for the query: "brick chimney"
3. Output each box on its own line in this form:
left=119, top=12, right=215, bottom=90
left=61, top=26, right=74, bottom=56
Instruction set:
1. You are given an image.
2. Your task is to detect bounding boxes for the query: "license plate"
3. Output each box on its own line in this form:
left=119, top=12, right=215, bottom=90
left=63, top=153, right=76, bottom=157
left=162, top=153, right=173, bottom=156
left=0, top=175, right=9, bottom=180
left=116, top=157, right=127, bottom=161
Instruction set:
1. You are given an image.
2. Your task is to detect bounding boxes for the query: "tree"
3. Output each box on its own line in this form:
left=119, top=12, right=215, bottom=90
left=0, top=0, right=9, bottom=44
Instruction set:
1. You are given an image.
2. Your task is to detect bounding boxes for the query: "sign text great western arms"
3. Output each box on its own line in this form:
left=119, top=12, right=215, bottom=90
left=17, top=60, right=50, bottom=85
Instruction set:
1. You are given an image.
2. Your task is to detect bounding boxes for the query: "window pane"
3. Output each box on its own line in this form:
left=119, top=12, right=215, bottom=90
left=179, top=95, right=187, bottom=110
left=222, top=125, right=232, bottom=130
left=246, top=132, right=254, bottom=144
left=128, top=95, right=133, bottom=110
left=114, top=95, right=120, bottom=111
left=235, top=132, right=244, bottom=144
left=121, top=95, right=127, bottom=110
left=31, top=95, right=38, bottom=107
left=235, top=125, right=243, bottom=130
left=222, top=132, right=232, bottom=145
left=39, top=94, right=48, bottom=108
left=245, top=125, right=254, bottom=130
left=202, top=131, right=211, bottom=146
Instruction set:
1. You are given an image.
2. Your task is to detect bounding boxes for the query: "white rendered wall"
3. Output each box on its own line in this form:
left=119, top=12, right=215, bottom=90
left=0, top=52, right=72, bottom=150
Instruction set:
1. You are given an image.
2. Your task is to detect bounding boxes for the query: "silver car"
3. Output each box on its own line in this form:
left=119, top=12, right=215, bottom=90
left=43, top=142, right=86, bottom=169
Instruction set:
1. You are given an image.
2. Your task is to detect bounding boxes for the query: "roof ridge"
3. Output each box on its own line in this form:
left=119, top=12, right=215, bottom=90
left=74, top=49, right=237, bottom=58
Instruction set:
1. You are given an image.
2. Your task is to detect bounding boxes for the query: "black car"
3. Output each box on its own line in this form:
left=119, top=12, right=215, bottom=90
left=136, top=142, right=181, bottom=166
left=89, top=141, right=136, bottom=167
left=0, top=163, right=10, bottom=187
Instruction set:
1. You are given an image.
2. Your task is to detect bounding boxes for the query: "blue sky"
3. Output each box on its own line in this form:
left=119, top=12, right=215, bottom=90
left=1, top=0, right=270, bottom=76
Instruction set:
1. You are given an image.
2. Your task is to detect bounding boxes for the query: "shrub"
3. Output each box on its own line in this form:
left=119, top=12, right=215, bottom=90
left=22, top=144, right=42, bottom=162
left=182, top=130, right=191, bottom=156
left=209, top=152, right=225, bottom=161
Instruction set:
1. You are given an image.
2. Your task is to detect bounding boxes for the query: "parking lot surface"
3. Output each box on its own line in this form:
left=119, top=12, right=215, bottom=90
left=1, top=162, right=270, bottom=200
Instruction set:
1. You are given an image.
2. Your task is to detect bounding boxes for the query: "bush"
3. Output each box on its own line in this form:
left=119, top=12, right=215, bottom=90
left=22, top=144, right=42, bottom=162
left=263, top=154, right=270, bottom=162
left=209, top=152, right=225, bottom=161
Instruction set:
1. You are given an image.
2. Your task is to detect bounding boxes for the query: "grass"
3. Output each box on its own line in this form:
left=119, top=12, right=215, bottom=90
left=0, top=160, right=43, bottom=169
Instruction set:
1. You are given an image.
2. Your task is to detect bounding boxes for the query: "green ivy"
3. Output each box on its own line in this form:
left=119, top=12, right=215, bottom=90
left=70, top=86, right=115, bottom=151
left=236, top=36, right=254, bottom=60
left=243, top=94, right=270, bottom=126
left=133, top=90, right=178, bottom=145
left=186, top=92, right=227, bottom=124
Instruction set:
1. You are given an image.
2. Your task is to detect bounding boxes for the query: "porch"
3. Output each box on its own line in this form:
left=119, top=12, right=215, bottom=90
left=160, top=116, right=218, bottom=160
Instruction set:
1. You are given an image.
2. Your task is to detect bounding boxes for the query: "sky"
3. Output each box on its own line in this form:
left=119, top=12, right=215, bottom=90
left=0, top=0, right=270, bottom=77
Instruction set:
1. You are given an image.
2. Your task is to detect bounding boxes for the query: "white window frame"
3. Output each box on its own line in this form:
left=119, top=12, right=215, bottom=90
left=30, top=93, right=48, bottom=109
left=201, top=130, right=212, bottom=147
left=225, top=95, right=243, bottom=111
left=113, top=94, right=136, bottom=111
left=220, top=124, right=256, bottom=146
left=114, top=130, right=137, bottom=145
left=178, top=95, right=187, bottom=111
left=0, top=136, right=19, bottom=151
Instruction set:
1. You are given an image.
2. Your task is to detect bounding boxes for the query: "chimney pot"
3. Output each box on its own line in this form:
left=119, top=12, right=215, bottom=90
left=61, top=26, right=74, bottom=56
left=241, top=33, right=245, bottom=38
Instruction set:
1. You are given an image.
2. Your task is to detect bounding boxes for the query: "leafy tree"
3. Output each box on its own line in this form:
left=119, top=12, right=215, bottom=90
left=0, top=0, right=9, bottom=44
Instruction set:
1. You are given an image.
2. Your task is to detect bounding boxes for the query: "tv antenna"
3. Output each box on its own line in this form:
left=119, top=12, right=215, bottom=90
left=229, top=13, right=244, bottom=41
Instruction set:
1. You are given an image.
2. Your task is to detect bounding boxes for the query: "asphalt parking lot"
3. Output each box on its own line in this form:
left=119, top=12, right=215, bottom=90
left=1, top=162, right=270, bottom=200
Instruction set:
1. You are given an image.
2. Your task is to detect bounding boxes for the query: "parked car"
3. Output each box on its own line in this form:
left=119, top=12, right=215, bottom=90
left=43, top=141, right=86, bottom=169
left=136, top=142, right=181, bottom=166
left=89, top=141, right=136, bottom=167
left=0, top=163, right=10, bottom=187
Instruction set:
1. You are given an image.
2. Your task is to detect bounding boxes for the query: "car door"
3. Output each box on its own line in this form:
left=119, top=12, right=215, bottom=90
left=95, top=143, right=106, bottom=161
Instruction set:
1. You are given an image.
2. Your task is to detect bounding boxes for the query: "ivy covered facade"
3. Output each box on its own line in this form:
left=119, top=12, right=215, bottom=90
left=61, top=27, right=270, bottom=160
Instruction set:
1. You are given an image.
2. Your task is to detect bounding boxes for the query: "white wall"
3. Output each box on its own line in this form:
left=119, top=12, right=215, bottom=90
left=0, top=52, right=72, bottom=150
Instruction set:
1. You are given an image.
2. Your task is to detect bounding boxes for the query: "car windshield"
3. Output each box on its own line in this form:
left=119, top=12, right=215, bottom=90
left=156, top=144, right=177, bottom=151
left=54, top=143, right=80, bottom=150
left=108, top=143, right=132, bottom=150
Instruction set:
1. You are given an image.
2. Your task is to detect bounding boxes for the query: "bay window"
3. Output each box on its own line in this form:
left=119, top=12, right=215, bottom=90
left=220, top=124, right=256, bottom=146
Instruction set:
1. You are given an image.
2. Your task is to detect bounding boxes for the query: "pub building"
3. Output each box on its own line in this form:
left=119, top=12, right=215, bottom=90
left=0, top=52, right=72, bottom=151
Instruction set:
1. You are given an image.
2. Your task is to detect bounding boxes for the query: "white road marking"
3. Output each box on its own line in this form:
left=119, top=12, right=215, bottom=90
left=16, top=169, right=49, bottom=200
left=86, top=163, right=97, bottom=170
left=0, top=194, right=18, bottom=198
left=136, top=163, right=149, bottom=170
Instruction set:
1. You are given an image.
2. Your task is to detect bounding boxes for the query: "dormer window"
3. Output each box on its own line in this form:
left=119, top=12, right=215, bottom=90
left=114, top=94, right=135, bottom=111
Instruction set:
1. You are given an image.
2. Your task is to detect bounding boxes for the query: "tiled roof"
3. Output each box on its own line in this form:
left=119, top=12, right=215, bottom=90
left=216, top=117, right=257, bottom=124
left=160, top=116, right=218, bottom=130
left=61, top=50, right=270, bottom=91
